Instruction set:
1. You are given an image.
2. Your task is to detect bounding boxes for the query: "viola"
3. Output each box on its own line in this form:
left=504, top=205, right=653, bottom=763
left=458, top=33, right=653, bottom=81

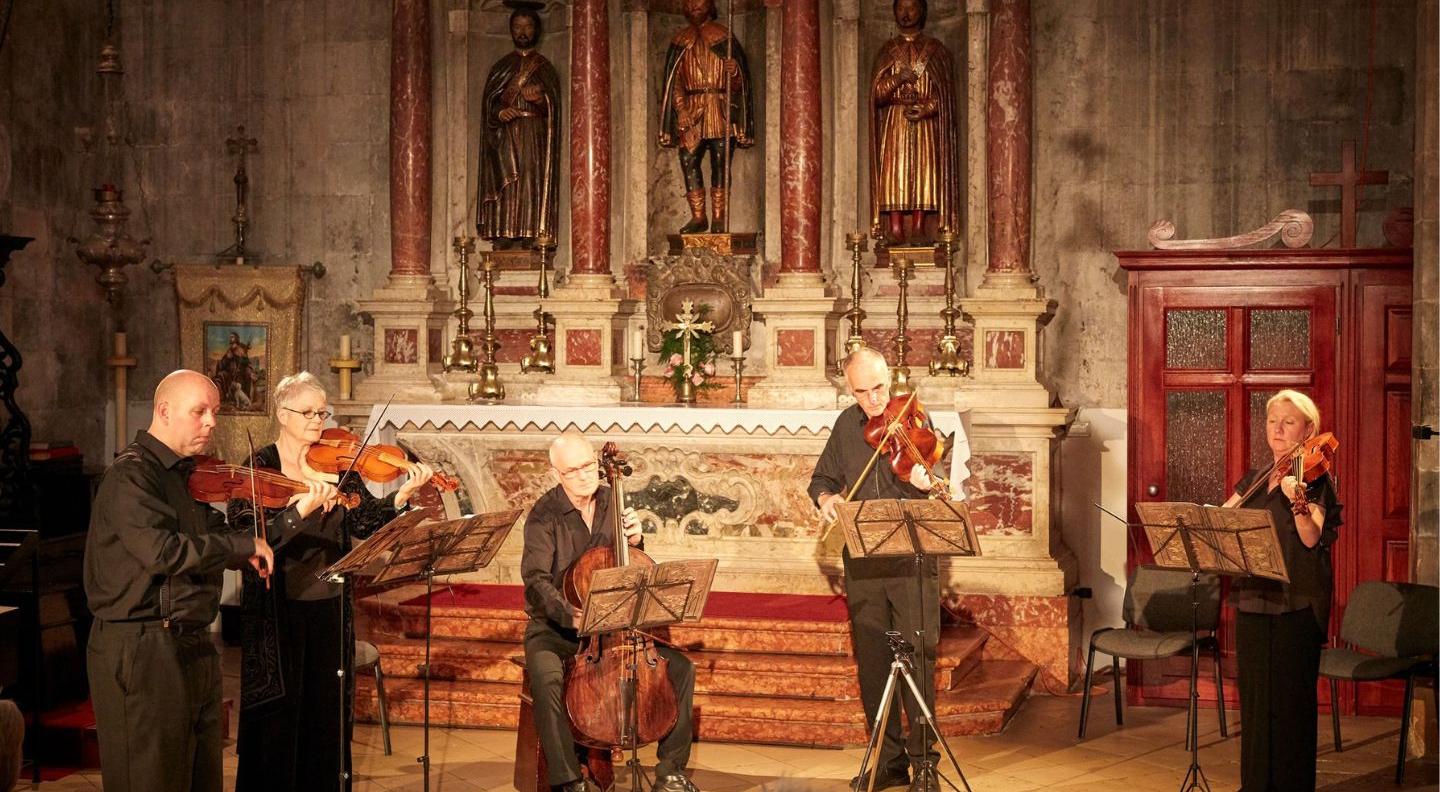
left=861, top=393, right=950, bottom=496
left=1237, top=432, right=1340, bottom=516
left=560, top=443, right=678, bottom=751
left=186, top=456, right=360, bottom=510
left=304, top=427, right=460, bottom=491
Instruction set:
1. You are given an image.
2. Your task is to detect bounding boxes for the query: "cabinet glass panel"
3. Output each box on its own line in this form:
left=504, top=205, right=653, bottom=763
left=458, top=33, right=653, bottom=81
left=1249, top=390, right=1280, bottom=471
left=1165, top=309, right=1227, bottom=369
left=1249, top=309, right=1310, bottom=369
left=1165, top=390, right=1228, bottom=505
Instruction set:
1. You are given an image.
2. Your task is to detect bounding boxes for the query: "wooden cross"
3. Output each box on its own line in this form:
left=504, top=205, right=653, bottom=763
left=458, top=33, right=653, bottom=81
left=662, top=299, right=714, bottom=376
left=1309, top=140, right=1388, bottom=248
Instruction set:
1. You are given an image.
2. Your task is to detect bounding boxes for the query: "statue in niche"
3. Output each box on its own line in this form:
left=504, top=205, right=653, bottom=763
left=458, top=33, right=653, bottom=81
left=658, top=0, right=754, bottom=235
left=869, top=0, right=961, bottom=246
left=475, top=7, right=560, bottom=250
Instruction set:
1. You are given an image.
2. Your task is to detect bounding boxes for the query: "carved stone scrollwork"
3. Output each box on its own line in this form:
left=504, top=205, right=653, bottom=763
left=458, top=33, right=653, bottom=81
left=1147, top=209, right=1314, bottom=250
left=644, top=248, right=754, bottom=355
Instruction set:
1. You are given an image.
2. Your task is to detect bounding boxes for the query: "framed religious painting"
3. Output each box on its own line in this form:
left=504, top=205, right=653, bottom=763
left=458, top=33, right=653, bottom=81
left=175, top=263, right=306, bottom=461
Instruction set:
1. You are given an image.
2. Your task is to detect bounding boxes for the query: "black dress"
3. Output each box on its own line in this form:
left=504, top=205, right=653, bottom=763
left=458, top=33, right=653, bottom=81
left=1231, top=467, right=1342, bottom=792
left=226, top=444, right=397, bottom=792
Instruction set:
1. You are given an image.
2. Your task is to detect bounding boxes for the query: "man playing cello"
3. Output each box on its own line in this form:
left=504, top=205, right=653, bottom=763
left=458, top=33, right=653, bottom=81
left=809, top=348, right=948, bottom=792
left=521, top=431, right=699, bottom=792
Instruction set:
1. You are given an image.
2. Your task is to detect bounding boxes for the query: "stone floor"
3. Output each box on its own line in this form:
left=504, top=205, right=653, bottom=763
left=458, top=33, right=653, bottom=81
left=23, top=645, right=1439, bottom=791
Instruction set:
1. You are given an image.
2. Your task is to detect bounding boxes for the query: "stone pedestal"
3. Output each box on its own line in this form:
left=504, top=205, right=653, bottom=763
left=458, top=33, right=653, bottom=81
left=747, top=274, right=845, bottom=409
left=959, top=285, right=1054, bottom=410
left=520, top=274, right=634, bottom=404
left=353, top=282, right=453, bottom=403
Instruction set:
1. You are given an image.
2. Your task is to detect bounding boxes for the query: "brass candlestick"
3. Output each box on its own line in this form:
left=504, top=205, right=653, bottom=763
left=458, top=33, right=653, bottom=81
left=443, top=237, right=478, bottom=373
left=930, top=228, right=968, bottom=376
left=730, top=354, right=746, bottom=405
left=473, top=252, right=505, bottom=401
left=219, top=126, right=258, bottom=263
left=630, top=355, right=645, bottom=402
left=838, top=230, right=869, bottom=375
left=521, top=232, right=556, bottom=374
left=891, top=258, right=914, bottom=397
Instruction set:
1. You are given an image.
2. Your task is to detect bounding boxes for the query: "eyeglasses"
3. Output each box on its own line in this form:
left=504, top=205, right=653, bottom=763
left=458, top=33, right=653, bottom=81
left=281, top=406, right=334, bottom=422
left=556, top=459, right=598, bottom=481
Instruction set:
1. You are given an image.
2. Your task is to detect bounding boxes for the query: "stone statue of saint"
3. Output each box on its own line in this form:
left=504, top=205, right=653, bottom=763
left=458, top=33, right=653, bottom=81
left=869, top=0, right=961, bottom=245
left=476, top=8, right=561, bottom=249
left=658, top=0, right=754, bottom=235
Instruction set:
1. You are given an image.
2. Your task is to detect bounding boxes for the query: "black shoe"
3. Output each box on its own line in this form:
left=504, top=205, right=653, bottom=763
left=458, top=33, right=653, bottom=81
left=850, top=767, right=910, bottom=792
left=655, top=773, right=700, bottom=792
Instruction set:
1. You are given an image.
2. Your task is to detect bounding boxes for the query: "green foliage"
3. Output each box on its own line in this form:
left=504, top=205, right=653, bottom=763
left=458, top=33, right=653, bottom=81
left=657, top=303, right=721, bottom=400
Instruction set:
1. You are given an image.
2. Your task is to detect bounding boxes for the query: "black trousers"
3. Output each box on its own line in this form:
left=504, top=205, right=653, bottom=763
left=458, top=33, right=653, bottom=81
left=1236, top=609, right=1323, bottom=792
left=677, top=138, right=734, bottom=193
left=844, top=555, right=941, bottom=772
left=523, top=620, right=696, bottom=785
left=237, top=596, right=351, bottom=792
left=86, top=619, right=225, bottom=792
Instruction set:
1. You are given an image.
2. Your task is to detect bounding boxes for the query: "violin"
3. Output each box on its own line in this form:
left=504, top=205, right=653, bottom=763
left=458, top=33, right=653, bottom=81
left=560, top=443, right=678, bottom=751
left=304, top=427, right=460, bottom=491
left=186, top=456, right=360, bottom=510
left=1237, top=432, right=1339, bottom=516
left=860, top=393, right=950, bottom=498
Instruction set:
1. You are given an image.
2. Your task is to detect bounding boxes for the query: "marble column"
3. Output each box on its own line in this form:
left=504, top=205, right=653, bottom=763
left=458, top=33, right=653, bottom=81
left=389, top=0, right=432, bottom=283
left=984, top=0, right=1033, bottom=289
left=570, top=0, right=612, bottom=278
left=778, top=0, right=821, bottom=277
left=965, top=0, right=991, bottom=291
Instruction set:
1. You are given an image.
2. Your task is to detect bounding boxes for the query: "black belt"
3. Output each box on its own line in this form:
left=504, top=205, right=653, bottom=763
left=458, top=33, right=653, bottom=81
left=689, top=88, right=727, bottom=94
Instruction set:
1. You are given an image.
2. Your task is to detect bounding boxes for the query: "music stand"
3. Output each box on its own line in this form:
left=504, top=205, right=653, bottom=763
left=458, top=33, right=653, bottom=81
left=834, top=499, right=979, bottom=792
left=320, top=506, right=523, bottom=792
left=575, top=558, right=718, bottom=792
left=1134, top=502, right=1288, bottom=792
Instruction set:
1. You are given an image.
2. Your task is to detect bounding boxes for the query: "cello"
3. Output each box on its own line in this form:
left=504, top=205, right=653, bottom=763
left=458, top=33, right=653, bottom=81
left=561, top=442, right=679, bottom=754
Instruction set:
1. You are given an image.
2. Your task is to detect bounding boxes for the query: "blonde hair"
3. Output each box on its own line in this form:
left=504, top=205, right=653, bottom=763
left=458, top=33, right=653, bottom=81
left=1267, top=389, right=1320, bottom=436
left=272, top=371, right=327, bottom=416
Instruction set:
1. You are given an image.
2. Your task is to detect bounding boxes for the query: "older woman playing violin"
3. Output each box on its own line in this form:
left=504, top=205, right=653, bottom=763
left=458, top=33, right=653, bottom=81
left=1221, top=389, right=1342, bottom=792
left=226, top=371, right=433, bottom=792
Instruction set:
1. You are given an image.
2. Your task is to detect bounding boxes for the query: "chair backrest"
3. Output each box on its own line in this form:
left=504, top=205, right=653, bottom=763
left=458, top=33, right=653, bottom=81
left=1339, top=581, right=1440, bottom=658
left=1123, top=564, right=1222, bottom=633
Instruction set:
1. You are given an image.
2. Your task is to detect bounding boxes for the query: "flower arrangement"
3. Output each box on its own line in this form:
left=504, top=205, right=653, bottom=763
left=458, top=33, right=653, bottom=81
left=658, top=303, right=720, bottom=402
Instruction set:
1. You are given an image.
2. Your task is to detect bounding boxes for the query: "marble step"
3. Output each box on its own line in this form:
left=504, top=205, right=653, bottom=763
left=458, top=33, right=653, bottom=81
left=354, top=658, right=1035, bottom=745
left=366, top=625, right=986, bottom=697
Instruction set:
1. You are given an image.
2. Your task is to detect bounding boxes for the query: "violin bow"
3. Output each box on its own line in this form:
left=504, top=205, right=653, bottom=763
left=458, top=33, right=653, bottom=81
left=332, top=393, right=397, bottom=494
left=245, top=429, right=271, bottom=590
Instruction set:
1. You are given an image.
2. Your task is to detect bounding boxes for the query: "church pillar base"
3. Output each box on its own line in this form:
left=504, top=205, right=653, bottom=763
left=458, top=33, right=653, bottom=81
left=353, top=282, right=453, bottom=404
left=958, top=285, right=1055, bottom=410
left=520, top=277, right=635, bottom=405
left=748, top=274, right=845, bottom=410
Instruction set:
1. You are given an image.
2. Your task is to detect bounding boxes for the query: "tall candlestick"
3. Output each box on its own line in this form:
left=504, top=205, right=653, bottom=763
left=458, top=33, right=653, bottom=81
left=107, top=331, right=137, bottom=455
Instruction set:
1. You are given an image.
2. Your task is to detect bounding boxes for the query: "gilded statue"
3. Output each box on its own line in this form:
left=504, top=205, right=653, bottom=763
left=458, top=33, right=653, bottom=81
left=476, top=8, right=561, bottom=249
left=658, top=0, right=754, bottom=235
left=869, top=0, right=961, bottom=245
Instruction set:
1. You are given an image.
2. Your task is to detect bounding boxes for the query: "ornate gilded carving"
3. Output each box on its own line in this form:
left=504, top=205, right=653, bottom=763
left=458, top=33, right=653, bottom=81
left=644, top=249, right=753, bottom=355
left=1147, top=209, right=1314, bottom=251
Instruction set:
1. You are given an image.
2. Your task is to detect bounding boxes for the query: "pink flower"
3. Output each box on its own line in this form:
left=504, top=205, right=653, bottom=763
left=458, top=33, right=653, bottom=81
left=665, top=365, right=675, bottom=376
left=669, top=353, right=683, bottom=366
left=691, top=373, right=704, bottom=386
left=702, top=362, right=715, bottom=376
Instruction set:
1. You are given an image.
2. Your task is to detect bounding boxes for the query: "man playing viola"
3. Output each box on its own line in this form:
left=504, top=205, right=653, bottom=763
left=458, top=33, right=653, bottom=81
left=521, top=431, right=699, bottom=792
left=809, top=347, right=947, bottom=792
left=84, top=370, right=275, bottom=792
left=226, top=371, right=434, bottom=792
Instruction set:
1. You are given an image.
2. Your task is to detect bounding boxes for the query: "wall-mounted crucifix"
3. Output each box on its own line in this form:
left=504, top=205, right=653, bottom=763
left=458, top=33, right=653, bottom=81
left=1309, top=140, right=1388, bottom=248
left=224, top=125, right=259, bottom=262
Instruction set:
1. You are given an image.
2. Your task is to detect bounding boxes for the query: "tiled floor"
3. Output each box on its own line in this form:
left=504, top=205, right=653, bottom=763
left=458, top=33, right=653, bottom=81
left=23, top=645, right=1439, bottom=792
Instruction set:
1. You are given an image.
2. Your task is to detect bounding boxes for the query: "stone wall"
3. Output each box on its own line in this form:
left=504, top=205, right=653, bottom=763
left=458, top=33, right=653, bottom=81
left=1413, top=0, right=1437, bottom=586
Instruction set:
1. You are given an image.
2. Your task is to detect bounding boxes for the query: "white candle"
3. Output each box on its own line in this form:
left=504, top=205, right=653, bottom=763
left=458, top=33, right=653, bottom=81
left=340, top=334, right=352, bottom=359
left=632, top=329, right=644, bottom=359
left=235, top=255, right=244, bottom=266
left=732, top=329, right=743, bottom=354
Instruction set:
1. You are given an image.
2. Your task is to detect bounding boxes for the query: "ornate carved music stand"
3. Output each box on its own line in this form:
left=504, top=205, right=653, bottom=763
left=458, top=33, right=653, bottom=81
left=1134, top=502, right=1288, bottom=792
left=574, top=558, right=718, bottom=792
left=321, top=506, right=523, bottom=792
left=834, top=499, right=979, bottom=792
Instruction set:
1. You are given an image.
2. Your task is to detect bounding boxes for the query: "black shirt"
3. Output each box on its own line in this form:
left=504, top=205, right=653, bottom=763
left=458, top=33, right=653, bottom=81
left=1230, top=467, right=1343, bottom=631
left=521, top=483, right=623, bottom=630
left=83, top=431, right=255, bottom=625
left=225, top=443, right=397, bottom=601
left=808, top=404, right=931, bottom=574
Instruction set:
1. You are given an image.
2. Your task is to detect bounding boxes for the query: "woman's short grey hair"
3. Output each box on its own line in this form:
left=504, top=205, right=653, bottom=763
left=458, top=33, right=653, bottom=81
left=272, top=371, right=327, bottom=416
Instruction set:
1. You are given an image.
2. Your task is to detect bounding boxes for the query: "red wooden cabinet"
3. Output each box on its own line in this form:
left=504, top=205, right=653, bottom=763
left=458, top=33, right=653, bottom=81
left=1115, top=248, right=1413, bottom=715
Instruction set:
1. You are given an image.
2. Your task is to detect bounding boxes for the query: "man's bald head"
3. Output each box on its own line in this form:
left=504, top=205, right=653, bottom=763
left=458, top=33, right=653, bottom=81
left=549, top=431, right=601, bottom=502
left=149, top=369, right=220, bottom=457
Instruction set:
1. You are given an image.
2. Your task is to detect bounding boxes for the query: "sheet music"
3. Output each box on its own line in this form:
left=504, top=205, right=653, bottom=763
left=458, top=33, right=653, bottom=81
left=1136, top=502, right=1289, bottom=582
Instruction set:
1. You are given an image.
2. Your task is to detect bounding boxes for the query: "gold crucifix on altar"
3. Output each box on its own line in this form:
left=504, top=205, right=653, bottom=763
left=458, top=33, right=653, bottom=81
left=662, top=299, right=714, bottom=404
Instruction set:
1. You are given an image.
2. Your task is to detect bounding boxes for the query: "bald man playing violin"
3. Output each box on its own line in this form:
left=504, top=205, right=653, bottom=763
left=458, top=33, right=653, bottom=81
left=808, top=348, right=947, bottom=792
left=521, top=431, right=699, bottom=792
left=84, top=369, right=276, bottom=792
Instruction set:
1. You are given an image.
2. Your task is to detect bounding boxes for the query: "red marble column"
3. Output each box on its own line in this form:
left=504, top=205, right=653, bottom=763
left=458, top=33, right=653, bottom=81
left=986, top=0, right=1033, bottom=281
left=570, top=0, right=612, bottom=276
left=779, top=0, right=821, bottom=275
left=389, top=0, right=432, bottom=279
